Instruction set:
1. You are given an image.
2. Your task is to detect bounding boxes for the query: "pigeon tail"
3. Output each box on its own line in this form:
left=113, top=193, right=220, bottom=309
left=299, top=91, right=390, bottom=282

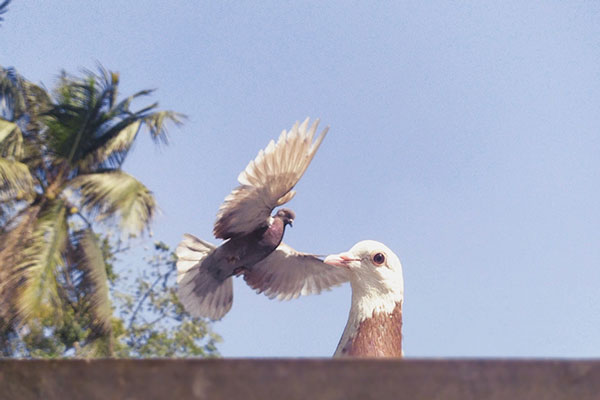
left=176, top=234, right=233, bottom=320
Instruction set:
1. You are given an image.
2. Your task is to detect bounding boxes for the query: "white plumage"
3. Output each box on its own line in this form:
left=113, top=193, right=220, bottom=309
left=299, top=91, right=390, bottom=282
left=244, top=243, right=349, bottom=301
left=176, top=234, right=233, bottom=320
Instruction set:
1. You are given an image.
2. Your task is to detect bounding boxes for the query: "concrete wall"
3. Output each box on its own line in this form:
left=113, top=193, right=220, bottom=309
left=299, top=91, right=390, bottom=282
left=1, top=359, right=600, bottom=400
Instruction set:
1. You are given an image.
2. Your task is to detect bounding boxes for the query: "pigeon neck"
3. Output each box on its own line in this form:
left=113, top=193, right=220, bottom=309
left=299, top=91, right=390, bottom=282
left=257, top=216, right=286, bottom=251
left=334, top=280, right=404, bottom=357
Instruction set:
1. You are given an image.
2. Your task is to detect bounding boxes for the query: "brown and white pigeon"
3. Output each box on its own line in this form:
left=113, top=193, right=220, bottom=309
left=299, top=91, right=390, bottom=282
left=324, top=240, right=404, bottom=357
left=176, top=118, right=349, bottom=320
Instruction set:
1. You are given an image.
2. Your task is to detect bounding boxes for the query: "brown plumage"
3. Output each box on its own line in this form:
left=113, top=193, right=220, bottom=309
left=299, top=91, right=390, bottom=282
left=338, top=302, right=403, bottom=357
left=176, top=119, right=348, bottom=320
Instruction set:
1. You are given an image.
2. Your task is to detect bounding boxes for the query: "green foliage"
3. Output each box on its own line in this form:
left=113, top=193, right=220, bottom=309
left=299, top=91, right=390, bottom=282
left=70, top=170, right=157, bottom=235
left=0, top=237, right=221, bottom=358
left=112, top=241, right=221, bottom=358
left=0, top=65, right=197, bottom=357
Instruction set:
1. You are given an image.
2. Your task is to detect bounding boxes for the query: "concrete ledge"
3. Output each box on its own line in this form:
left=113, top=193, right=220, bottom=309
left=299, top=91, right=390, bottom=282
left=1, top=359, right=600, bottom=400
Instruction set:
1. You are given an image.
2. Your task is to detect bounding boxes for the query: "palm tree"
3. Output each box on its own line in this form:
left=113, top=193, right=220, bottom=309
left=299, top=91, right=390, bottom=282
left=0, top=66, right=183, bottom=356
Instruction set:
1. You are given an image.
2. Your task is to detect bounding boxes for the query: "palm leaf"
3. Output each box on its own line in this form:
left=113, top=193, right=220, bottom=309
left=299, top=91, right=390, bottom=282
left=0, top=119, right=31, bottom=196
left=80, top=109, right=184, bottom=169
left=140, top=110, right=185, bottom=145
left=78, top=120, right=141, bottom=170
left=0, top=1, right=11, bottom=24
left=44, top=71, right=107, bottom=164
left=69, top=171, right=156, bottom=235
left=73, top=229, right=112, bottom=337
left=14, top=200, right=68, bottom=321
left=21, top=80, right=52, bottom=120
left=0, top=204, right=42, bottom=322
left=0, top=66, right=25, bottom=119
left=0, top=66, right=50, bottom=124
left=0, top=156, right=33, bottom=194
left=0, top=158, right=33, bottom=200
left=44, top=67, right=184, bottom=170
left=0, top=118, right=23, bottom=157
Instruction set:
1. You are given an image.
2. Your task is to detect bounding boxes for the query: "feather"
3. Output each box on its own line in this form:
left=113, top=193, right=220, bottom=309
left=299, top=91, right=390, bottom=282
left=243, top=243, right=349, bottom=301
left=213, top=118, right=328, bottom=240
left=176, top=234, right=233, bottom=320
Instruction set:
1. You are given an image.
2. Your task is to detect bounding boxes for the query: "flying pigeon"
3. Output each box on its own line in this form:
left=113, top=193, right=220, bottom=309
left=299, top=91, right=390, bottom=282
left=176, top=118, right=349, bottom=320
left=324, top=240, right=404, bottom=357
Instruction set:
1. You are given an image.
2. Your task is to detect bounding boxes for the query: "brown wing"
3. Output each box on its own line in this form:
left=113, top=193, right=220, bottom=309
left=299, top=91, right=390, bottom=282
left=213, top=118, right=328, bottom=239
left=243, top=243, right=349, bottom=300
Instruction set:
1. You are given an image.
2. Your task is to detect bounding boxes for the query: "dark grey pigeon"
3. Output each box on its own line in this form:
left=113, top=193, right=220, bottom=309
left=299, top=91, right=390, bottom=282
left=176, top=118, right=349, bottom=320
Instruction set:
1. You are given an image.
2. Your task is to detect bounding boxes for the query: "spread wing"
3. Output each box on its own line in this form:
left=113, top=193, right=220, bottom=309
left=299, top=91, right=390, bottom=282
left=243, top=243, right=349, bottom=300
left=213, top=118, right=328, bottom=239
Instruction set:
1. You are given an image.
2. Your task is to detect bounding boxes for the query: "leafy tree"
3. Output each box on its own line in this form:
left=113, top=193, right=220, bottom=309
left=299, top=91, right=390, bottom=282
left=112, top=241, right=221, bottom=358
left=0, top=65, right=183, bottom=356
left=0, top=236, right=221, bottom=358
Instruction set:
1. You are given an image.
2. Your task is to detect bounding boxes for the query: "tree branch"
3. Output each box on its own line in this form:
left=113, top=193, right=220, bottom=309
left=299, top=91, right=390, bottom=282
left=127, top=271, right=163, bottom=331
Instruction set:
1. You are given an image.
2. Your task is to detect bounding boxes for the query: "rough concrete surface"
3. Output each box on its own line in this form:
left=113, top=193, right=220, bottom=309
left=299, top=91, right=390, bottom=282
left=1, top=358, right=600, bottom=400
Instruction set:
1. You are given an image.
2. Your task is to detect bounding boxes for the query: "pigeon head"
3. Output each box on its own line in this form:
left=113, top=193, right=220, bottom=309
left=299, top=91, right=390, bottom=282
left=275, top=208, right=295, bottom=227
left=324, top=240, right=403, bottom=302
left=325, top=240, right=404, bottom=357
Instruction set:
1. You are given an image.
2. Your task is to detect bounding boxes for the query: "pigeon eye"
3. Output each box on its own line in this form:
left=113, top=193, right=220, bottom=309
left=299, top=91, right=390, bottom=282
left=372, top=252, right=386, bottom=266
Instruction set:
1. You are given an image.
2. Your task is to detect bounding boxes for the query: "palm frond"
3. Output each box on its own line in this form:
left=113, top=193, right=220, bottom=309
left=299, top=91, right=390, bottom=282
left=0, top=204, right=42, bottom=322
left=0, top=119, right=33, bottom=196
left=14, top=200, right=68, bottom=321
left=0, top=1, right=10, bottom=23
left=111, top=89, right=154, bottom=116
left=45, top=67, right=184, bottom=170
left=45, top=71, right=109, bottom=164
left=80, top=103, right=184, bottom=169
left=0, top=66, right=50, bottom=124
left=0, top=118, right=24, bottom=158
left=141, top=110, right=185, bottom=145
left=78, top=120, right=141, bottom=170
left=0, top=158, right=34, bottom=198
left=0, top=66, right=26, bottom=120
left=69, top=171, right=156, bottom=235
left=21, top=80, right=52, bottom=118
left=73, top=229, right=112, bottom=336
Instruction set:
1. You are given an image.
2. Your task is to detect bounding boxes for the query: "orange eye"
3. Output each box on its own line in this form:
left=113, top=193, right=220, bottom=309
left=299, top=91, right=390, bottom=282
left=372, top=252, right=386, bottom=266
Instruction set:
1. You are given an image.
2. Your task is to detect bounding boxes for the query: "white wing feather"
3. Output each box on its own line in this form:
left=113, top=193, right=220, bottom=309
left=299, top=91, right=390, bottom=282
left=243, top=243, right=349, bottom=300
left=176, top=234, right=233, bottom=320
left=213, top=118, right=328, bottom=239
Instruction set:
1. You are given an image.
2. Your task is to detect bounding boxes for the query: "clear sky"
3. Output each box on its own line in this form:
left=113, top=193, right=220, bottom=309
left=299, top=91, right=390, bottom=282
left=2, top=1, right=600, bottom=358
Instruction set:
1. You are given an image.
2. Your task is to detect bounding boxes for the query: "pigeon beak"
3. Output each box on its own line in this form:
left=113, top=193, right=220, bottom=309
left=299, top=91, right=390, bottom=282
left=288, top=220, right=293, bottom=228
left=323, top=252, right=360, bottom=269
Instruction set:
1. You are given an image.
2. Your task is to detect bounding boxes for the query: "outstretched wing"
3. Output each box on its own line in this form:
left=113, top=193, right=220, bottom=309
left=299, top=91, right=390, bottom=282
left=243, top=243, right=349, bottom=300
left=213, top=118, right=328, bottom=240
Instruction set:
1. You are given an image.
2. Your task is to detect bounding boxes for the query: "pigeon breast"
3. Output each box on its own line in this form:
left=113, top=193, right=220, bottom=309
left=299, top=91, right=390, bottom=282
left=337, top=302, right=403, bottom=357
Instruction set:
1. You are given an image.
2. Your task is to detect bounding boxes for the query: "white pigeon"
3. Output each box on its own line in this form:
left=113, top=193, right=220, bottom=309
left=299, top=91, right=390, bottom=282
left=324, top=240, right=404, bottom=357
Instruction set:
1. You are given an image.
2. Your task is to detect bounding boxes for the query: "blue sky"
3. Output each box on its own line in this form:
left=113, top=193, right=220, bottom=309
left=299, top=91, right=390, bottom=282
left=2, top=1, right=600, bottom=357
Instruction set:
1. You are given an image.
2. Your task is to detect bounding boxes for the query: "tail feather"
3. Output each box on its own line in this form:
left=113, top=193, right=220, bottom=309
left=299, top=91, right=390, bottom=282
left=176, top=234, right=233, bottom=320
